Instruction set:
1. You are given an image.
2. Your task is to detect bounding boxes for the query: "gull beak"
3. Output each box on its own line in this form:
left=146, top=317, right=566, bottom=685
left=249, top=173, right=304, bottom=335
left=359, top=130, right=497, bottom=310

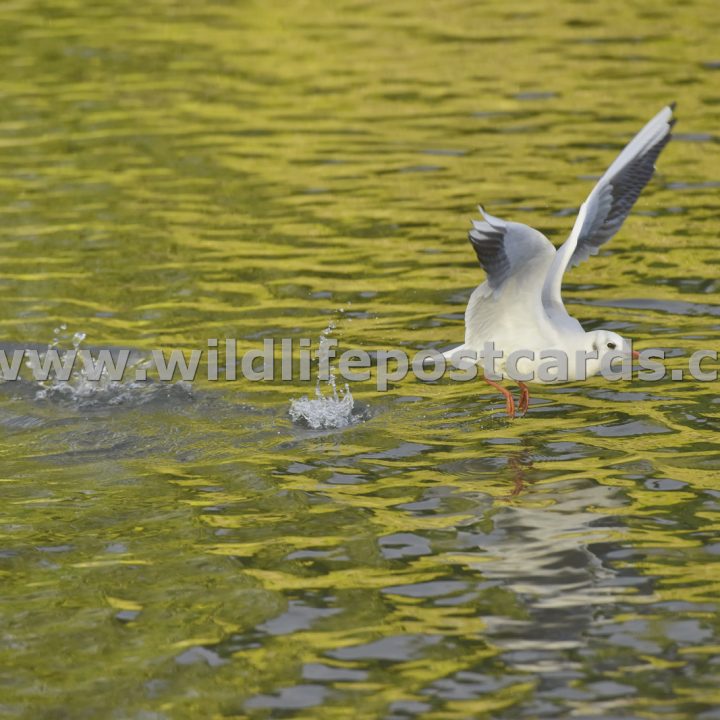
left=631, top=350, right=640, bottom=360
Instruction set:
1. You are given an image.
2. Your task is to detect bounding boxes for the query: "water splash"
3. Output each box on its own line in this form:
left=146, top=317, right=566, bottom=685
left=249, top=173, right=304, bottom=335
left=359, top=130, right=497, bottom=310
left=31, top=327, right=189, bottom=407
left=289, top=378, right=356, bottom=430
left=288, top=319, right=361, bottom=429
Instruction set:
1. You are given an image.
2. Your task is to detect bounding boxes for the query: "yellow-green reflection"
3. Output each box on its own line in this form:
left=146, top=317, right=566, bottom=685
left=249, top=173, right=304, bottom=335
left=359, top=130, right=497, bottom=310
left=0, top=0, right=719, bottom=717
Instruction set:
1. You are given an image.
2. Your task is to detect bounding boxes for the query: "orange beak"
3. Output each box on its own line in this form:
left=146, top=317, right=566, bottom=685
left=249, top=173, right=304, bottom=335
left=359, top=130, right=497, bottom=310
left=631, top=350, right=640, bottom=359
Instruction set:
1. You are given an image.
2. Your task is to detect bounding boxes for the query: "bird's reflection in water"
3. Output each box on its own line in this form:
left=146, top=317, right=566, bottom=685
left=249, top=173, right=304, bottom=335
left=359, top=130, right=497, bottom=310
left=464, top=446, right=645, bottom=704
left=505, top=448, right=536, bottom=498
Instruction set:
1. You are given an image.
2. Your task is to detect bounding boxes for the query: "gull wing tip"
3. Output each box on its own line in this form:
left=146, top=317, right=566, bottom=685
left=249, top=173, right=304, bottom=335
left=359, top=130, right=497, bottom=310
left=477, top=205, right=506, bottom=230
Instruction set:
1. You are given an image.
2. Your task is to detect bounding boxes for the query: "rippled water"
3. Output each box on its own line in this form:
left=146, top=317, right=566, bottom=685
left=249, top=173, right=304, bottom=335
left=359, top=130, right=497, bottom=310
left=1, top=1, right=719, bottom=718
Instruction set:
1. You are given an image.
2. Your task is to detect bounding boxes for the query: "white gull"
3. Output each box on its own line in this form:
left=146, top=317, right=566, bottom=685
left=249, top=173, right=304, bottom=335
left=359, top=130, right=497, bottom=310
left=443, top=104, right=675, bottom=417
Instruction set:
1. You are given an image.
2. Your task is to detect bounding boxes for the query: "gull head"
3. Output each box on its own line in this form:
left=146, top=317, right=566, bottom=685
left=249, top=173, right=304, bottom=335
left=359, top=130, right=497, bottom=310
left=583, top=329, right=638, bottom=378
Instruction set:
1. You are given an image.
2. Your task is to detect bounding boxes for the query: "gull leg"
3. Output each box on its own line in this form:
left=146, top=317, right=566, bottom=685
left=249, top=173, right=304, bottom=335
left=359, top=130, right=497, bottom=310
left=518, top=382, right=530, bottom=416
left=483, top=377, right=515, bottom=418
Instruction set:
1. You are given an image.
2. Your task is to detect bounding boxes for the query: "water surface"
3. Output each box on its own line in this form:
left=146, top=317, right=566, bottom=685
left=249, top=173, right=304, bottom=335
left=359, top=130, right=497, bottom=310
left=1, top=1, right=719, bottom=718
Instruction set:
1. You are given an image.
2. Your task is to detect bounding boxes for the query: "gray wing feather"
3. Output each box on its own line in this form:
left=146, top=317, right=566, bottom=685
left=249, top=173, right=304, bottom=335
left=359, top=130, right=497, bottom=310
left=468, top=207, right=553, bottom=293
left=461, top=208, right=556, bottom=350
left=569, top=104, right=675, bottom=267
left=468, top=222, right=512, bottom=290
left=542, top=104, right=675, bottom=316
left=569, top=109, right=675, bottom=267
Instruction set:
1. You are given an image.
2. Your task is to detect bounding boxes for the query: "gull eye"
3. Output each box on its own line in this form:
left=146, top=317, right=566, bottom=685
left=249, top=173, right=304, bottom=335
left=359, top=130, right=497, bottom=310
left=607, top=342, right=617, bottom=350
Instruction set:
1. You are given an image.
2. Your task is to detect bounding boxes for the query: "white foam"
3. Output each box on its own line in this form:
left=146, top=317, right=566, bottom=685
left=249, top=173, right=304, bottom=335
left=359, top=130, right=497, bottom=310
left=31, top=327, right=166, bottom=406
left=288, top=319, right=363, bottom=429
left=289, top=379, right=356, bottom=429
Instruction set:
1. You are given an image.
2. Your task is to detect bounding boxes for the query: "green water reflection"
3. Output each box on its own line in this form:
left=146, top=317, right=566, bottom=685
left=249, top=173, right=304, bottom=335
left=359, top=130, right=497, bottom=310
left=1, top=0, right=719, bottom=718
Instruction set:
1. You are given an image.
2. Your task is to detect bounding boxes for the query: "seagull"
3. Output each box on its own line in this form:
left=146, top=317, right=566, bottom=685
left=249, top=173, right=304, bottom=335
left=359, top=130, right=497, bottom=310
left=443, top=104, right=675, bottom=417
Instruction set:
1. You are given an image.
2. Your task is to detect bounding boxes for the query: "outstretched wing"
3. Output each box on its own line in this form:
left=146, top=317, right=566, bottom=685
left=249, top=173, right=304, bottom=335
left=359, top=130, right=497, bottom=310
left=463, top=208, right=555, bottom=348
left=468, top=207, right=555, bottom=295
left=541, top=104, right=675, bottom=317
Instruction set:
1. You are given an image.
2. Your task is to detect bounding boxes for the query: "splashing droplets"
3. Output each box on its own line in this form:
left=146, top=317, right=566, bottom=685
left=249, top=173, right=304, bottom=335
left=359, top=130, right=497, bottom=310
left=288, top=319, right=363, bottom=429
left=289, top=379, right=356, bottom=430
